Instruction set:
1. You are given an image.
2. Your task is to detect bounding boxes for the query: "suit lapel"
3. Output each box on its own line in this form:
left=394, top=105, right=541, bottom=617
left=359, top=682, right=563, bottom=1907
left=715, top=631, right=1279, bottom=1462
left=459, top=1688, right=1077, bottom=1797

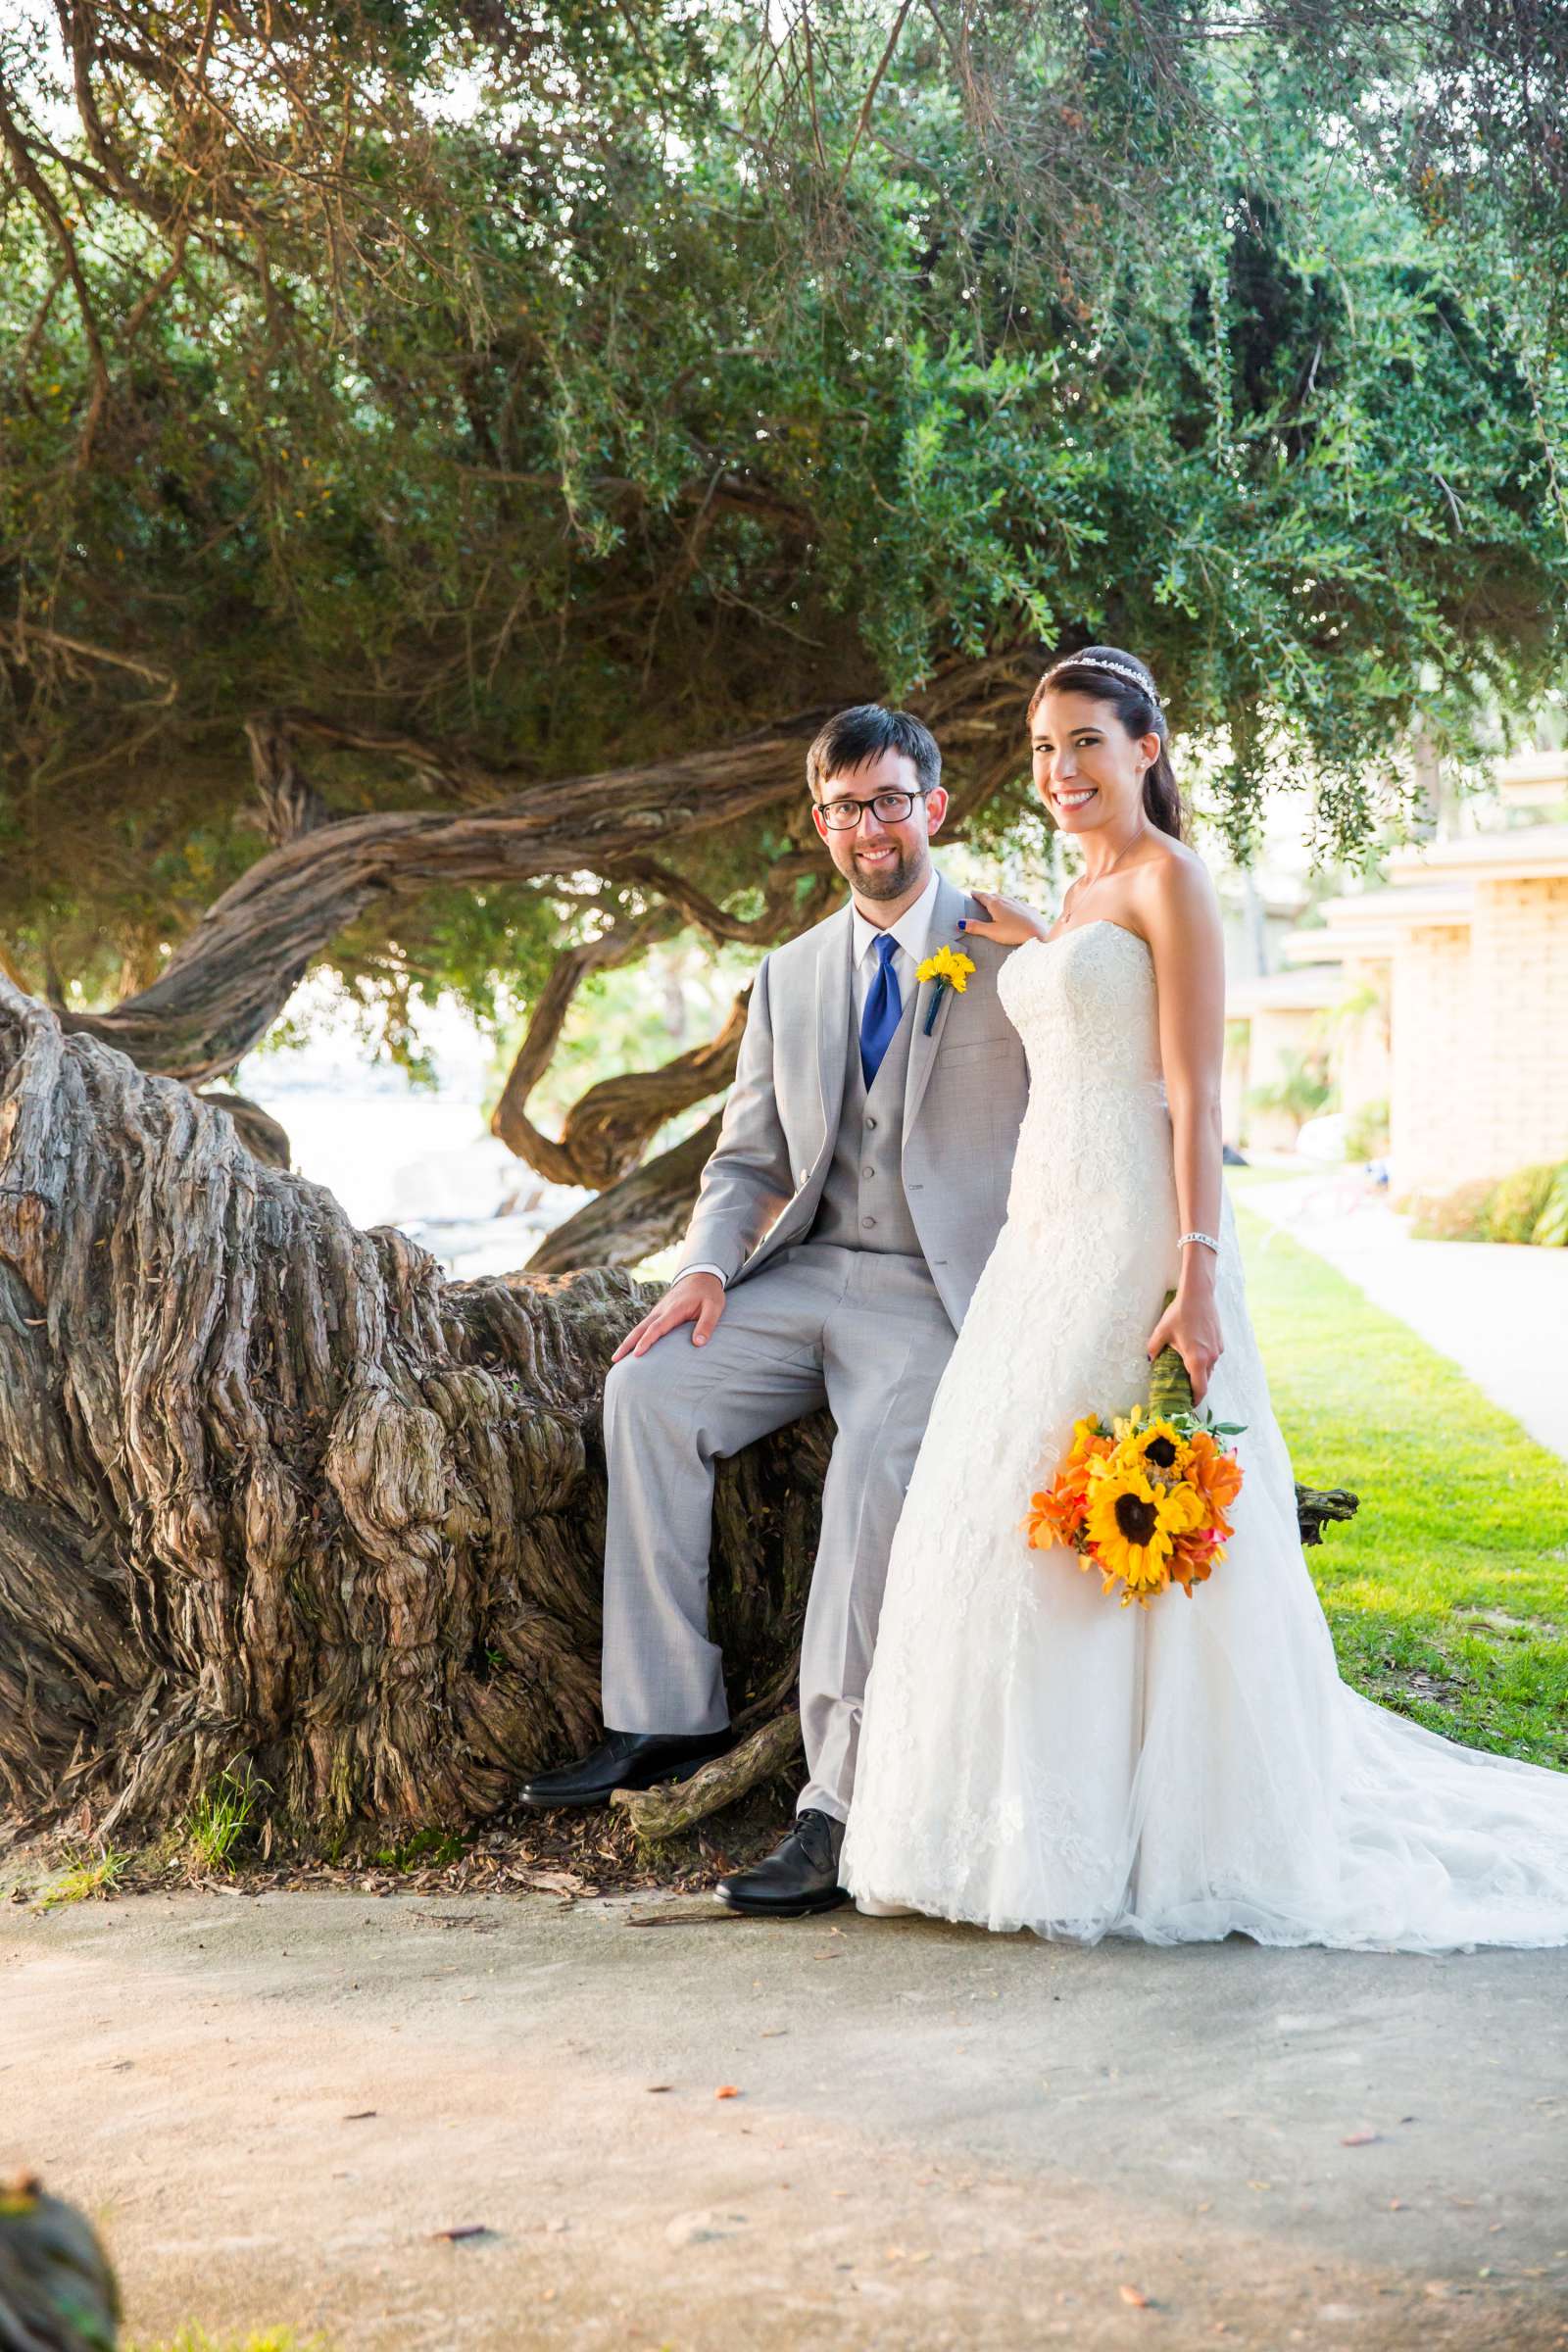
left=903, top=871, right=968, bottom=1144
left=814, top=906, right=854, bottom=1148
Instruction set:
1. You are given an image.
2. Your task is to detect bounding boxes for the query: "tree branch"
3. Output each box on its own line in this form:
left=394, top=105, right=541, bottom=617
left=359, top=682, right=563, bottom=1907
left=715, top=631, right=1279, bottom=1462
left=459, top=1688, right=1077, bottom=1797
left=244, top=712, right=334, bottom=845
left=57, top=709, right=835, bottom=1082
left=0, top=76, right=114, bottom=462
left=505, top=992, right=751, bottom=1194
left=487, top=906, right=688, bottom=1184
left=525, top=1112, right=725, bottom=1275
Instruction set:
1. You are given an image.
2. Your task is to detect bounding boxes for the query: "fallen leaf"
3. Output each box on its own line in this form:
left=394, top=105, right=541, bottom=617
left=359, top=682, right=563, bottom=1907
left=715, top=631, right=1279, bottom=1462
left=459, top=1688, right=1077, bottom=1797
left=1340, top=2129, right=1381, bottom=2146
left=1118, top=2283, right=1152, bottom=2307
left=646, top=2083, right=673, bottom=2093
left=431, top=2225, right=492, bottom=2243
left=518, top=1868, right=589, bottom=1897
left=344, top=2110, right=377, bottom=2121
left=715, top=2084, right=741, bottom=2099
left=1388, top=2199, right=1404, bottom=2212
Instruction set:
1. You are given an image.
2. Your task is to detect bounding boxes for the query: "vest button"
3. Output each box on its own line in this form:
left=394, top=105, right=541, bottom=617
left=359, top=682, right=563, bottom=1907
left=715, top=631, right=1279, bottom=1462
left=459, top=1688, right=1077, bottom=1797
left=864, top=1113, right=877, bottom=1129
left=861, top=1215, right=876, bottom=1229
left=862, top=1164, right=877, bottom=1179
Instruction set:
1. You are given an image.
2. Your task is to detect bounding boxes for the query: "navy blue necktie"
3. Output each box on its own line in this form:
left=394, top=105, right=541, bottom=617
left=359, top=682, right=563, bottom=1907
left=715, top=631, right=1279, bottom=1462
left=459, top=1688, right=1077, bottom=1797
left=859, top=932, right=903, bottom=1087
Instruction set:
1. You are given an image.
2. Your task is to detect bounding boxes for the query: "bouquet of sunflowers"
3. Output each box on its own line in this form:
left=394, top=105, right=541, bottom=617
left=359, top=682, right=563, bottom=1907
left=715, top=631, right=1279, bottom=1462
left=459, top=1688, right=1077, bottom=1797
left=1024, top=1295, right=1246, bottom=1608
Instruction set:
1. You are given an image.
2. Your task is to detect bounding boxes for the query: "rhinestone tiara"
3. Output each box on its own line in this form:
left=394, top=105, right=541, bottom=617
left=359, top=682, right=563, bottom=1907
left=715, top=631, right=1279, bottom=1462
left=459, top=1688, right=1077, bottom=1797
left=1042, top=655, right=1161, bottom=705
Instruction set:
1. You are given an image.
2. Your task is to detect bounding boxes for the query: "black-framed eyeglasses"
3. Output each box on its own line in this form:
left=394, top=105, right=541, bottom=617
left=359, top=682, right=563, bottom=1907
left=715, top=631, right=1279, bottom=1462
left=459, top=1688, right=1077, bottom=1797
left=814, top=788, right=929, bottom=831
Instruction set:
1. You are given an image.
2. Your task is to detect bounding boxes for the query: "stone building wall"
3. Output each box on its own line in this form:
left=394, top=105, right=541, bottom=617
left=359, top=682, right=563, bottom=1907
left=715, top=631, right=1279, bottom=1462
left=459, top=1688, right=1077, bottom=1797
left=1388, top=922, right=1474, bottom=1195
left=1465, top=875, right=1568, bottom=1180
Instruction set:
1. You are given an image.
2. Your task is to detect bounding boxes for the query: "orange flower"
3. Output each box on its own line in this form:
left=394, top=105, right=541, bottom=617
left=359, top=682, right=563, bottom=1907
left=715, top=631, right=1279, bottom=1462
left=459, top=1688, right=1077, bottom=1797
left=1026, top=1473, right=1088, bottom=1551
left=1168, top=1526, right=1223, bottom=1595
left=1066, top=1416, right=1114, bottom=1469
left=1186, top=1429, right=1243, bottom=1533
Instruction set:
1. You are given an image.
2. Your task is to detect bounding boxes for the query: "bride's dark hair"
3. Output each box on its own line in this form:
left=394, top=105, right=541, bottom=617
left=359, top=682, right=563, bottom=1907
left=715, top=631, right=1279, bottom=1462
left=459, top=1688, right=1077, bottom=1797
left=1027, top=645, right=1184, bottom=842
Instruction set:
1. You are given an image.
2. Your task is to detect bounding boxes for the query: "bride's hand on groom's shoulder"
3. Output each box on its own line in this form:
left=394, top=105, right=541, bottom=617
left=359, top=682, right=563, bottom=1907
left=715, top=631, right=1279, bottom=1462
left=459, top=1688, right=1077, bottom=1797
left=612, top=1271, right=726, bottom=1363
left=962, top=889, right=1052, bottom=948
left=1146, top=1289, right=1224, bottom=1405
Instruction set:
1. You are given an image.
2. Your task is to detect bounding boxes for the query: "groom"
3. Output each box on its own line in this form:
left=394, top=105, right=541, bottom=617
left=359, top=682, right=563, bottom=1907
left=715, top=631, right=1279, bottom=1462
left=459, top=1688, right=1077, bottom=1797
left=519, top=706, right=1030, bottom=1912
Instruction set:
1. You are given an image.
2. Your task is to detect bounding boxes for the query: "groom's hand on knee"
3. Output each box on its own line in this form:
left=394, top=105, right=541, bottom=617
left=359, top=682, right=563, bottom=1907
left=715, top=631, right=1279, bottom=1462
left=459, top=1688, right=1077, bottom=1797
left=612, top=1271, right=726, bottom=1362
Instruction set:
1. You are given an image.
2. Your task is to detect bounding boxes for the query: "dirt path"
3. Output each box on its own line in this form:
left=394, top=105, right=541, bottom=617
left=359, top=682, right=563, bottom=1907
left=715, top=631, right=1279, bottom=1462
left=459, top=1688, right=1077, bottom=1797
left=4, top=1887, right=1566, bottom=2350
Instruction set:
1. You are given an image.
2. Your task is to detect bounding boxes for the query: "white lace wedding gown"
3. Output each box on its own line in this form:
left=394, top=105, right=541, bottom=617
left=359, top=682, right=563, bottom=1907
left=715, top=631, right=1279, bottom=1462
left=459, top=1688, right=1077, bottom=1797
left=840, top=919, right=1568, bottom=1951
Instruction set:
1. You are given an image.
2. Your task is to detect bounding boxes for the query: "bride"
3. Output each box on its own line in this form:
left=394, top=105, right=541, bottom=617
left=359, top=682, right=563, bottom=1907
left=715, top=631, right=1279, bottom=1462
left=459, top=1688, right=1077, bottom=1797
left=839, top=644, right=1568, bottom=1952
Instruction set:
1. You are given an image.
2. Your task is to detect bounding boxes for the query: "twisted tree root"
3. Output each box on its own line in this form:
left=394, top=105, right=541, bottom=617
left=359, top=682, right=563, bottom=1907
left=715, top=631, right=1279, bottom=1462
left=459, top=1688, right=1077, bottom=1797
left=610, top=1712, right=805, bottom=1843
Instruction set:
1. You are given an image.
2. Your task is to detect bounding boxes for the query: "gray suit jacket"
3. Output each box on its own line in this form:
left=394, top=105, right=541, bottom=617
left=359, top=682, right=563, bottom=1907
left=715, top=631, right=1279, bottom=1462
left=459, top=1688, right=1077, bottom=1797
left=674, top=869, right=1031, bottom=1331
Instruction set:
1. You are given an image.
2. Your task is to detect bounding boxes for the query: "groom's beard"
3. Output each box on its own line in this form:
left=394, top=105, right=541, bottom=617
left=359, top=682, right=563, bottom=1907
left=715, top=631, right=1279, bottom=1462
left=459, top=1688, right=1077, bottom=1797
left=849, top=840, right=927, bottom=902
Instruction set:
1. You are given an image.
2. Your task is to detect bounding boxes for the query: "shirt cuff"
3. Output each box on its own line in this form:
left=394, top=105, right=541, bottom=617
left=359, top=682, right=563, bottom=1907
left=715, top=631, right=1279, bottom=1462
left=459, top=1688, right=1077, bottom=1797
left=675, top=1261, right=728, bottom=1287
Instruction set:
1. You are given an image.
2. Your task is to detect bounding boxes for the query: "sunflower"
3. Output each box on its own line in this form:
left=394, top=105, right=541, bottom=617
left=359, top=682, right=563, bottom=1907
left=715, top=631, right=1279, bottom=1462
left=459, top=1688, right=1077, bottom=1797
left=1186, top=1429, right=1244, bottom=1533
left=1122, top=1415, right=1192, bottom=1480
left=915, top=944, right=977, bottom=993
left=1085, top=1461, right=1205, bottom=1595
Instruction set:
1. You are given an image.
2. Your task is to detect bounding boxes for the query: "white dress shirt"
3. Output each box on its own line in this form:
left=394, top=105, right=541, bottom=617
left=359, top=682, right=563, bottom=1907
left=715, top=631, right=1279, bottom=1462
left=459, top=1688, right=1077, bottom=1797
left=682, top=868, right=944, bottom=1287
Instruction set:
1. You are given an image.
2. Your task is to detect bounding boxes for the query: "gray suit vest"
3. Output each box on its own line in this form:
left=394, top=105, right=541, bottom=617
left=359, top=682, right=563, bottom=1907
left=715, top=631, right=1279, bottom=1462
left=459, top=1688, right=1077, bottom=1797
left=808, top=989, right=923, bottom=1258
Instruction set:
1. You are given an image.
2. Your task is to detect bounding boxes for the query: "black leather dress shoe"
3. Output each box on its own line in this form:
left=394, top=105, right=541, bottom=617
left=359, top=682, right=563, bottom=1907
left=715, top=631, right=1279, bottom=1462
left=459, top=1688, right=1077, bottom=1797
left=715, top=1807, right=849, bottom=1917
left=517, top=1728, right=733, bottom=1810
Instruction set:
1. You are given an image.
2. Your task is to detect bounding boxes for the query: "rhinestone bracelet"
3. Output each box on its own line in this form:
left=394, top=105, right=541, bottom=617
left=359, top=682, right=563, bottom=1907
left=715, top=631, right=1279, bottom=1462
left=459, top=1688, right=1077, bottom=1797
left=1176, top=1230, right=1220, bottom=1254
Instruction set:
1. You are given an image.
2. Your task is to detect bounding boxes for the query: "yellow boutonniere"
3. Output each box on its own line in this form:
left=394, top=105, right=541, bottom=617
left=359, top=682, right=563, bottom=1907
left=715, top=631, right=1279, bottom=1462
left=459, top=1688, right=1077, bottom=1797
left=917, top=944, right=976, bottom=992
left=916, top=944, right=977, bottom=1033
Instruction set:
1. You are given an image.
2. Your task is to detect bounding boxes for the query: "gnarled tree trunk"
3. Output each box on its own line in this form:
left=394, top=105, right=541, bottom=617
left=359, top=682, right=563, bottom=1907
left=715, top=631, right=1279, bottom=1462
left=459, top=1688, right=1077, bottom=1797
left=0, top=977, right=826, bottom=1844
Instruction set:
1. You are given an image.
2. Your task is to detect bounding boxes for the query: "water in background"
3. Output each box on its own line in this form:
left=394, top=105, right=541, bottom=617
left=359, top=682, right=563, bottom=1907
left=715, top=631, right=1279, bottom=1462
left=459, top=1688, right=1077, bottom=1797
left=234, top=979, right=591, bottom=1280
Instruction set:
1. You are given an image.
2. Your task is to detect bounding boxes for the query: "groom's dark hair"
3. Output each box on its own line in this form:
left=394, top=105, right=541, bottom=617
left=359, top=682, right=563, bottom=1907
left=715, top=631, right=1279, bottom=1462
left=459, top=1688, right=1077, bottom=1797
left=807, top=704, right=941, bottom=800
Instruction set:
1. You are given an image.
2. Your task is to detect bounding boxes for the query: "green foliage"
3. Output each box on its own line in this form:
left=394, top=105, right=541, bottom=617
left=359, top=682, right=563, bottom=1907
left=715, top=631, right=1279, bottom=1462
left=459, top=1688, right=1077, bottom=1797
left=372, top=1825, right=468, bottom=1871
left=36, top=1846, right=128, bottom=1910
left=128, top=2331, right=330, bottom=2352
left=1342, top=1098, right=1391, bottom=1162
left=1234, top=1193, right=1568, bottom=1766
left=184, top=1764, right=269, bottom=1874
left=1534, top=1163, right=1568, bottom=1248
left=1405, top=1161, right=1568, bottom=1245
left=1246, top=1045, right=1335, bottom=1129
left=0, top=2, right=1562, bottom=1029
left=1405, top=1176, right=1499, bottom=1242
left=1486, top=1162, right=1563, bottom=1246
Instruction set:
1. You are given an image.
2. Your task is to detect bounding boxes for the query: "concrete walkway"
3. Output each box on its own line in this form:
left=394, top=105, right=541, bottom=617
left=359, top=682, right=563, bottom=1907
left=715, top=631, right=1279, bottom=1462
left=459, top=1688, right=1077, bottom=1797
left=4, top=1888, right=1567, bottom=2350
left=1232, top=1171, right=1568, bottom=1463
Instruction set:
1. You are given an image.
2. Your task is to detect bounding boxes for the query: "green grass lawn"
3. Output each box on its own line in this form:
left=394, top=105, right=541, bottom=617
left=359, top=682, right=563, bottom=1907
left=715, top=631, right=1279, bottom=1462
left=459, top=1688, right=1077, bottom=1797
left=1235, top=1202, right=1568, bottom=1769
